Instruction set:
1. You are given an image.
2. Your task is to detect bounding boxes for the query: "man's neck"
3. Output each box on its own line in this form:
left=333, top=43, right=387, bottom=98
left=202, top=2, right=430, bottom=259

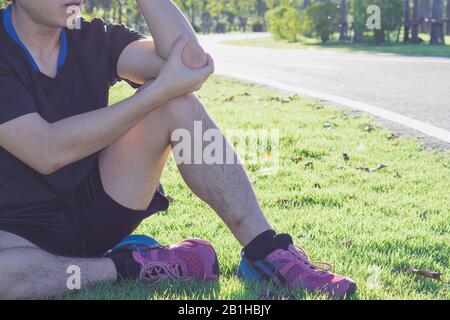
left=10, top=4, right=60, bottom=56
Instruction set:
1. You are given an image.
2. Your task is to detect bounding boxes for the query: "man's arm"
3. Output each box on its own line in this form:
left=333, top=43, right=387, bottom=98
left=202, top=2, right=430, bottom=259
left=117, top=0, right=208, bottom=84
left=0, top=37, right=214, bottom=175
left=136, top=0, right=208, bottom=68
left=117, top=39, right=166, bottom=85
left=0, top=85, right=164, bottom=175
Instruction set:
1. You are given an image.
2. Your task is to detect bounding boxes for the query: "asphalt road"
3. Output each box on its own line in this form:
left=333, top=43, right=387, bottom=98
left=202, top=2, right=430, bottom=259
left=199, top=33, right=450, bottom=149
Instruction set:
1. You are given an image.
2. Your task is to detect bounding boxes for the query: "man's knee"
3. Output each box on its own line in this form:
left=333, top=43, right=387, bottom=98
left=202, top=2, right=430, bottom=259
left=164, top=94, right=206, bottom=124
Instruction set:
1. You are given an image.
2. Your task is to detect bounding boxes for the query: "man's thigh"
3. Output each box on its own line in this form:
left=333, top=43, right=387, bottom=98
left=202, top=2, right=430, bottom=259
left=98, top=104, right=172, bottom=211
left=0, top=230, right=37, bottom=251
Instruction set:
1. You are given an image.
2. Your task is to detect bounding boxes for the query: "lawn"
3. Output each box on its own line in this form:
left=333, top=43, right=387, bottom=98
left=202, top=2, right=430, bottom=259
left=61, top=76, right=449, bottom=300
left=223, top=35, right=450, bottom=58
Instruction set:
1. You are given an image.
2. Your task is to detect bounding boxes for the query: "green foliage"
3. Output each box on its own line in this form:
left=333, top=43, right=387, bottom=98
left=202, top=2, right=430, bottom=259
left=265, top=5, right=302, bottom=42
left=303, top=1, right=340, bottom=43
left=351, top=0, right=404, bottom=43
left=0, top=0, right=10, bottom=9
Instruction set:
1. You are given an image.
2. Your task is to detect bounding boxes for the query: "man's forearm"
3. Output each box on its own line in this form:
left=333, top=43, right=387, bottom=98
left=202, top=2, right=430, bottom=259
left=46, top=86, right=164, bottom=173
left=136, top=0, right=208, bottom=68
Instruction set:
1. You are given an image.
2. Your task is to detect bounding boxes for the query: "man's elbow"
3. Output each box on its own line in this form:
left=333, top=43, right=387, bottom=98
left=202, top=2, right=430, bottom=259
left=182, top=41, right=208, bottom=69
left=31, top=150, right=66, bottom=176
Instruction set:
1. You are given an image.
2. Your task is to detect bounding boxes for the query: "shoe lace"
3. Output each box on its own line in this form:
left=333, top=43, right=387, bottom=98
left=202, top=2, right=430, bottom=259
left=288, top=245, right=333, bottom=273
left=139, top=262, right=191, bottom=285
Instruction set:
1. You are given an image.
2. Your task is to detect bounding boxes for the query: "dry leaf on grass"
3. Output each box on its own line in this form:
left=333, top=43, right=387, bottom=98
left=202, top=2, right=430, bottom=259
left=387, top=133, right=399, bottom=141
left=419, top=211, right=428, bottom=220
left=343, top=153, right=350, bottom=162
left=224, top=96, right=235, bottom=102
left=270, top=96, right=297, bottom=103
left=339, top=240, right=354, bottom=246
left=357, top=164, right=387, bottom=172
left=405, top=266, right=442, bottom=281
left=305, top=162, right=314, bottom=169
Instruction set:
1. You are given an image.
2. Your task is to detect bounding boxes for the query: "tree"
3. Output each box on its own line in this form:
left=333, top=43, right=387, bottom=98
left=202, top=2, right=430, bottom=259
left=447, top=0, right=450, bottom=35
left=404, top=0, right=411, bottom=42
left=430, top=0, right=445, bottom=43
left=411, top=0, right=422, bottom=43
left=303, top=1, right=340, bottom=43
left=339, top=0, right=349, bottom=41
left=173, top=0, right=206, bottom=30
left=351, top=0, right=404, bottom=44
left=351, top=0, right=367, bottom=43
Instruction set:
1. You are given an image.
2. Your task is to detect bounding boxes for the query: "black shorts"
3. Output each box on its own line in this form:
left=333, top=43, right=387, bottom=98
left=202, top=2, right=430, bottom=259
left=0, top=161, right=169, bottom=257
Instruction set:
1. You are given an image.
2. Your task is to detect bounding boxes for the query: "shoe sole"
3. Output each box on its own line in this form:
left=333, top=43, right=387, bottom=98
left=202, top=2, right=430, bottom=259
left=211, top=254, right=220, bottom=279
left=345, top=282, right=357, bottom=297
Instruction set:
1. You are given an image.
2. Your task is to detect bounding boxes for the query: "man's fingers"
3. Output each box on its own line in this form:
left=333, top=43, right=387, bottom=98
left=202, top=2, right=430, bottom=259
left=206, top=54, right=215, bottom=74
left=196, top=54, right=215, bottom=79
left=170, top=35, right=189, bottom=60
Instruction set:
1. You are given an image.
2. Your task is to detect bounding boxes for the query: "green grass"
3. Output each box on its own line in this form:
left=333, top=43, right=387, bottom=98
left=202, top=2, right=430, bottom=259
left=223, top=35, right=450, bottom=58
left=62, top=76, right=449, bottom=300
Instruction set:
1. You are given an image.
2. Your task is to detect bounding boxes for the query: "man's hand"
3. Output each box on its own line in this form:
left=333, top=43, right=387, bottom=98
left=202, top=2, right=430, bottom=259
left=149, top=36, right=215, bottom=102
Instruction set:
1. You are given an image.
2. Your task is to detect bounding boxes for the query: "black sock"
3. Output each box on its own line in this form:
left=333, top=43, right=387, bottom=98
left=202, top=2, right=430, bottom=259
left=243, top=230, right=276, bottom=261
left=272, top=233, right=293, bottom=251
left=109, top=250, right=141, bottom=281
left=243, top=231, right=294, bottom=262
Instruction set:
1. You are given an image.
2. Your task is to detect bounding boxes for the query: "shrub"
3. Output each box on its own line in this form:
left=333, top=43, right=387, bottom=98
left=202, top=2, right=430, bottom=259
left=303, top=1, right=340, bottom=43
left=265, top=6, right=302, bottom=42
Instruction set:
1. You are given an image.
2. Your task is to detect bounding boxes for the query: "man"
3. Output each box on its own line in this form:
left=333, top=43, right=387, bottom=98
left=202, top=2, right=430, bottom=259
left=0, top=0, right=356, bottom=299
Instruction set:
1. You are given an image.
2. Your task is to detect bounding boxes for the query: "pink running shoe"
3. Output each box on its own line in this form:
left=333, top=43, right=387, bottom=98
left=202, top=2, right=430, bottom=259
left=130, top=239, right=219, bottom=285
left=238, top=245, right=356, bottom=299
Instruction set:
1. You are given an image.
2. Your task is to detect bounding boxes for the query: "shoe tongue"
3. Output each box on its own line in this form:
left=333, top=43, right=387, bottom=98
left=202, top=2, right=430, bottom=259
left=272, top=233, right=293, bottom=251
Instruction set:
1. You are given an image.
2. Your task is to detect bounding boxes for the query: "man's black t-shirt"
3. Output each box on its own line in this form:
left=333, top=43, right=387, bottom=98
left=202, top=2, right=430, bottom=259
left=0, top=10, right=145, bottom=208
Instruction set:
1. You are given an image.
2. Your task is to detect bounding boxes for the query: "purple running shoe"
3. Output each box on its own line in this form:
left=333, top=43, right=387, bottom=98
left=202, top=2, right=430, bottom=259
left=239, top=245, right=356, bottom=299
left=130, top=238, right=219, bottom=285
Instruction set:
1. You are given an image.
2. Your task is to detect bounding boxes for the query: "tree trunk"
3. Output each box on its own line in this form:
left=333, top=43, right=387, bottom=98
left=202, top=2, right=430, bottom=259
left=430, top=0, right=444, bottom=44
left=118, top=0, right=123, bottom=25
left=411, top=0, right=422, bottom=43
left=404, top=0, right=411, bottom=42
left=190, top=2, right=196, bottom=27
left=374, top=29, right=385, bottom=44
left=447, top=0, right=450, bottom=34
left=420, top=0, right=431, bottom=33
left=302, top=0, right=311, bottom=9
left=353, top=30, right=364, bottom=43
left=339, top=0, right=349, bottom=41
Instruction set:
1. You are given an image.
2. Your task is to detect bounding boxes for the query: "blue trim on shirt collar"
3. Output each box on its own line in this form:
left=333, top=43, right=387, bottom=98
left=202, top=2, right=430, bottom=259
left=58, top=29, right=67, bottom=70
left=3, top=4, right=67, bottom=73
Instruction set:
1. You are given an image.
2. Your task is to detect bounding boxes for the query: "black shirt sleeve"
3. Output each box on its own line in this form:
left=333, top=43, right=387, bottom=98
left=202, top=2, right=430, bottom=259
left=0, top=59, right=37, bottom=125
left=105, top=22, right=146, bottom=88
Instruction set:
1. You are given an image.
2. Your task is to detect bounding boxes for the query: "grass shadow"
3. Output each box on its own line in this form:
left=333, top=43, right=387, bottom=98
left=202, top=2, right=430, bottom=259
left=57, top=279, right=221, bottom=300
left=231, top=279, right=360, bottom=301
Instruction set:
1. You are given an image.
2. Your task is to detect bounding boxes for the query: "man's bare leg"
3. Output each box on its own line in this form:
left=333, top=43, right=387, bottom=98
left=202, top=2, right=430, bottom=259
left=0, top=231, right=116, bottom=300
left=0, top=93, right=271, bottom=300
left=99, top=94, right=272, bottom=246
